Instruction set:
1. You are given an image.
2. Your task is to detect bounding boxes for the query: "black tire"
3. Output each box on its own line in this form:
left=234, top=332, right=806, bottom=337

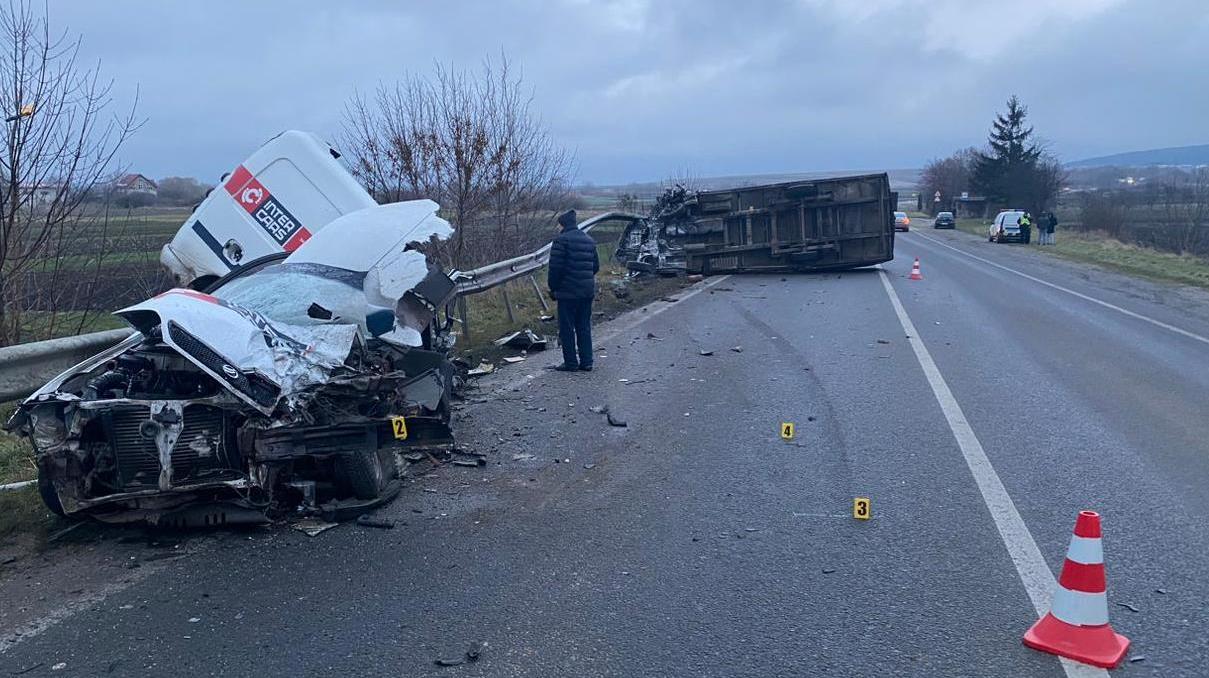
left=37, top=470, right=65, bottom=517
left=338, top=448, right=398, bottom=500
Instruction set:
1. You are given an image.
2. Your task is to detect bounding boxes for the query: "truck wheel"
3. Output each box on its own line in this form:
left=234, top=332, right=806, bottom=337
left=37, top=470, right=65, bottom=517
left=337, top=448, right=398, bottom=500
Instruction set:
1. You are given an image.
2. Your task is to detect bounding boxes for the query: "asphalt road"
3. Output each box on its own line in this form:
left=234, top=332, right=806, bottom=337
left=2, top=224, right=1207, bottom=676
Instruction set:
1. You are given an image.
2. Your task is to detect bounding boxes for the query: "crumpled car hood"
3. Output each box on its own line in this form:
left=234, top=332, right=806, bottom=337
left=117, top=289, right=358, bottom=413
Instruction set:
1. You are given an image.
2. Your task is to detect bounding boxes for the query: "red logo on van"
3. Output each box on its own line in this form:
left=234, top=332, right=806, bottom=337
left=223, top=165, right=310, bottom=251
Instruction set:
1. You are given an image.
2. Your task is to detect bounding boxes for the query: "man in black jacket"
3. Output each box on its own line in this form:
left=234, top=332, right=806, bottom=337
left=547, top=209, right=599, bottom=371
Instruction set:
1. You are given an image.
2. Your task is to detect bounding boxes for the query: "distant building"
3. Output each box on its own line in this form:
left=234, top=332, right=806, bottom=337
left=953, top=195, right=989, bottom=218
left=19, top=182, right=63, bottom=207
left=112, top=173, right=158, bottom=196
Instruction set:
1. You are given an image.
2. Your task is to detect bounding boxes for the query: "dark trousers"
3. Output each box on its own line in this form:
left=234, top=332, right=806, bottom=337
left=557, top=298, right=593, bottom=368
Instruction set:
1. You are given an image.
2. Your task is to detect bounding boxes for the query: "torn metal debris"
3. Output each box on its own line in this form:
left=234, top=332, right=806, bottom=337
left=493, top=329, right=548, bottom=351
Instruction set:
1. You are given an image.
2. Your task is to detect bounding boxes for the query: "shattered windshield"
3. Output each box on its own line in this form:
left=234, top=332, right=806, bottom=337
left=214, top=262, right=370, bottom=329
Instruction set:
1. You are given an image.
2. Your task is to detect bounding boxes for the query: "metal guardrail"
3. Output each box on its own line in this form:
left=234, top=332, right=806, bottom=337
left=0, top=328, right=135, bottom=402
left=452, top=211, right=644, bottom=295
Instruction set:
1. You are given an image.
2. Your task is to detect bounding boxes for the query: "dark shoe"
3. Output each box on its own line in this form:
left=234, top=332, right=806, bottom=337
left=547, top=364, right=579, bottom=372
left=578, top=365, right=593, bottom=372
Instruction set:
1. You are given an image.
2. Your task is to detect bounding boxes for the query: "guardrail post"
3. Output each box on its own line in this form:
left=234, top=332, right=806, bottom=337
left=528, top=274, right=549, bottom=313
left=501, top=284, right=516, bottom=323
left=457, top=295, right=471, bottom=342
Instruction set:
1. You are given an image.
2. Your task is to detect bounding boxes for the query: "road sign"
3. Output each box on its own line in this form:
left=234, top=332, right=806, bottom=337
left=853, top=497, right=870, bottom=520
left=781, top=422, right=795, bottom=440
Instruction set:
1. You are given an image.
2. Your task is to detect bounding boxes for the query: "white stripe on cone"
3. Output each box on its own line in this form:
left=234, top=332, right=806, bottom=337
left=1050, top=587, right=1110, bottom=627
left=1065, top=535, right=1104, bottom=565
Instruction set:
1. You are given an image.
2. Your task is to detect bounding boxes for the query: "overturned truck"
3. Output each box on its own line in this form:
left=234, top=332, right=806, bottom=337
left=616, top=173, right=897, bottom=275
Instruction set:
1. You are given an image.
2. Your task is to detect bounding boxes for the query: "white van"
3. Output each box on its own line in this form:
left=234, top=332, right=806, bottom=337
left=989, top=210, right=1027, bottom=244
left=160, top=130, right=377, bottom=289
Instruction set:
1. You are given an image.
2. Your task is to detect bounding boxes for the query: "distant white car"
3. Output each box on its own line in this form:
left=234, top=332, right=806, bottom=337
left=989, top=210, right=1027, bottom=243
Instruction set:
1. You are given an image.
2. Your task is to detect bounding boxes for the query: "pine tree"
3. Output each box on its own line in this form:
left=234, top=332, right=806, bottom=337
left=973, top=96, right=1044, bottom=208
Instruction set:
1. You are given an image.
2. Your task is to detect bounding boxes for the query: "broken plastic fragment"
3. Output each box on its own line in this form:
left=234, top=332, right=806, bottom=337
left=467, top=361, right=495, bottom=376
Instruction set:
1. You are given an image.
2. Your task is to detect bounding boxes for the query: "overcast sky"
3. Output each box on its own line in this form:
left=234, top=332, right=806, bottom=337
left=48, top=0, right=1209, bottom=185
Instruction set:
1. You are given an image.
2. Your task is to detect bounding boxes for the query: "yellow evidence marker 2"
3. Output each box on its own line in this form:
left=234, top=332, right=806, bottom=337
left=390, top=416, right=409, bottom=440
left=853, top=497, right=871, bottom=520
left=781, top=422, right=795, bottom=440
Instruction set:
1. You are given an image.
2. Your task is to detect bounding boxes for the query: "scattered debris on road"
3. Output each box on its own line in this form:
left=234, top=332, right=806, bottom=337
left=502, top=356, right=526, bottom=364
left=698, top=349, right=714, bottom=356
left=606, top=413, right=628, bottom=427
left=355, top=514, right=396, bottom=529
left=731, top=345, right=744, bottom=353
left=494, top=329, right=548, bottom=351
left=1115, top=602, right=1140, bottom=613
left=293, top=519, right=339, bottom=537
left=467, top=361, right=496, bottom=376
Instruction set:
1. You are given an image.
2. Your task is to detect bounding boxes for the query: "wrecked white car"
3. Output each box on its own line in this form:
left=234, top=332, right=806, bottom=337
left=4, top=201, right=460, bottom=526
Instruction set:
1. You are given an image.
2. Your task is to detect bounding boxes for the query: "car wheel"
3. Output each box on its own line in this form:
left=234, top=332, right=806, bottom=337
left=338, top=447, right=398, bottom=500
left=37, top=469, right=65, bottom=517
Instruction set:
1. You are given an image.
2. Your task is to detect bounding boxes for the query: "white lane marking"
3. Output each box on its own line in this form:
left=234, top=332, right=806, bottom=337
left=878, top=269, right=1106, bottom=678
left=492, top=274, right=733, bottom=393
left=908, top=231, right=1209, bottom=347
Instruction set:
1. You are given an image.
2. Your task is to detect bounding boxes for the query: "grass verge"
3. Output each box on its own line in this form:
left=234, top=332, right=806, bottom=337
left=955, top=218, right=1209, bottom=289
left=1, top=402, right=67, bottom=543
left=1044, top=232, right=1209, bottom=289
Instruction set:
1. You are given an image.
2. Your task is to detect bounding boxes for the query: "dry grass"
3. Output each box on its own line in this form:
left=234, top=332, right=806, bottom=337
left=955, top=218, right=1209, bottom=289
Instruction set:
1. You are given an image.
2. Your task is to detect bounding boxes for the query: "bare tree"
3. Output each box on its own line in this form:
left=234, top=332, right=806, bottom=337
left=919, top=148, right=977, bottom=214
left=340, top=55, right=573, bottom=268
left=0, top=0, right=140, bottom=345
left=1160, top=168, right=1209, bottom=256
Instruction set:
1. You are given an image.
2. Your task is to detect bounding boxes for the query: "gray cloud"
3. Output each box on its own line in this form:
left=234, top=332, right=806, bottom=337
left=48, top=0, right=1209, bottom=184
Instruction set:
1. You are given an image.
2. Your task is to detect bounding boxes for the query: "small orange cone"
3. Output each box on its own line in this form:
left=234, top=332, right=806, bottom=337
left=1023, top=511, right=1130, bottom=668
left=909, top=257, right=923, bottom=281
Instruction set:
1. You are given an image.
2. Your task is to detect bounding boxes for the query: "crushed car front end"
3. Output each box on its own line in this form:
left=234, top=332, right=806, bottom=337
left=4, top=201, right=462, bottom=526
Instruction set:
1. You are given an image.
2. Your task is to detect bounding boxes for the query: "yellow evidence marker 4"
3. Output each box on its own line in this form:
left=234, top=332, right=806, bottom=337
left=853, top=497, right=871, bottom=520
left=781, top=422, right=795, bottom=440
left=390, top=416, right=408, bottom=440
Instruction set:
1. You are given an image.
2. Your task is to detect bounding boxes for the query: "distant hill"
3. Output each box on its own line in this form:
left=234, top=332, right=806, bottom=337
left=1068, top=144, right=1209, bottom=168
left=587, top=168, right=921, bottom=196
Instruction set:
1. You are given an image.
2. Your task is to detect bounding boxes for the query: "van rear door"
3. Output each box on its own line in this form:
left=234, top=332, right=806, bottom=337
left=160, top=130, right=376, bottom=288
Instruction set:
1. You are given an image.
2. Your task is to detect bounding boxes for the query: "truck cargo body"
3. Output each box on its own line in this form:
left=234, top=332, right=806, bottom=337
left=617, top=173, right=896, bottom=275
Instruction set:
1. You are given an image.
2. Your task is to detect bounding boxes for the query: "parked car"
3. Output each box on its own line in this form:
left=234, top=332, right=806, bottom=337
left=894, top=211, right=911, bottom=232
left=934, top=211, right=956, bottom=229
left=989, top=210, right=1027, bottom=243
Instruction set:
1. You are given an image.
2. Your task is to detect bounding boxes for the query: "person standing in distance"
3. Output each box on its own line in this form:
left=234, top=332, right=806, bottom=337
left=547, top=209, right=599, bottom=372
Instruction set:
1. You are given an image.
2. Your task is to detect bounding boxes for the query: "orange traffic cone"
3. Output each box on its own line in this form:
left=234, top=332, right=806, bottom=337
left=909, top=257, right=923, bottom=281
left=1023, top=511, right=1130, bottom=668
